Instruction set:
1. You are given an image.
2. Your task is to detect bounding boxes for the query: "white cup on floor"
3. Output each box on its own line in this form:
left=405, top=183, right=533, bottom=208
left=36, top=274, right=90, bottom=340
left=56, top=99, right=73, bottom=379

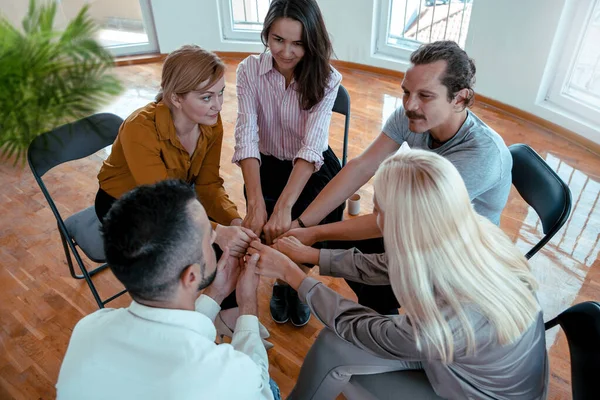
left=348, top=193, right=361, bottom=216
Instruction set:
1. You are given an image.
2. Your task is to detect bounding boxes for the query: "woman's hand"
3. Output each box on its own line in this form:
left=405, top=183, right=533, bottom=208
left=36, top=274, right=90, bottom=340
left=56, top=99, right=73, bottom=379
left=242, top=199, right=268, bottom=238
left=215, top=225, right=258, bottom=257
left=263, top=207, right=292, bottom=245
left=272, top=236, right=320, bottom=266
left=247, top=241, right=306, bottom=290
left=278, top=227, right=319, bottom=247
left=230, top=218, right=243, bottom=227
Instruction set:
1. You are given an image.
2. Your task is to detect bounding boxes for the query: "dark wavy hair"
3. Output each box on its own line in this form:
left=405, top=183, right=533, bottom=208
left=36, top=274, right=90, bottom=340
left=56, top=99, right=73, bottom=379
left=102, top=180, right=204, bottom=302
left=410, top=41, right=476, bottom=109
left=261, top=0, right=333, bottom=110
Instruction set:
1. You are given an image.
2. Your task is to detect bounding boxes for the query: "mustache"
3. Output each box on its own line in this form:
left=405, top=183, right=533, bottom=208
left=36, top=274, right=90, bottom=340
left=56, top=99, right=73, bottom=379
left=405, top=111, right=426, bottom=120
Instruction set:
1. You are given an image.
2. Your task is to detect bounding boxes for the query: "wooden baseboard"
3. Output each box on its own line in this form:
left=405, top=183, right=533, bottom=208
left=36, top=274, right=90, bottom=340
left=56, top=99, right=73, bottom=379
left=114, top=53, right=166, bottom=67
left=331, top=59, right=406, bottom=79
left=214, top=51, right=256, bottom=59
left=116, top=51, right=599, bottom=155
left=474, top=96, right=600, bottom=155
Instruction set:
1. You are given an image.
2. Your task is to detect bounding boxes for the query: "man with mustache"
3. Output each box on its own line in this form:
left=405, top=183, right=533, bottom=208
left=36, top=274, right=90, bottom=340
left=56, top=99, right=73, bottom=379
left=281, top=40, right=512, bottom=315
left=56, top=180, right=278, bottom=399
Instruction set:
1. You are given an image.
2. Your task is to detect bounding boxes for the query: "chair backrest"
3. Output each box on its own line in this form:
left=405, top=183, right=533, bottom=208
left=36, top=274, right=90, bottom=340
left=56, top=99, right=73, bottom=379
left=509, top=143, right=572, bottom=258
left=545, top=301, right=600, bottom=400
left=332, top=84, right=350, bottom=116
left=28, top=113, right=123, bottom=178
left=332, top=85, right=351, bottom=166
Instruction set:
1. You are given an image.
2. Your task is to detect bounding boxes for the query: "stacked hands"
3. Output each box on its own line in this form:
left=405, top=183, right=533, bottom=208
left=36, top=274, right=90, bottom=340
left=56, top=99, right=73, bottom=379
left=213, top=202, right=323, bottom=287
left=214, top=215, right=318, bottom=259
left=242, top=200, right=317, bottom=246
left=210, top=214, right=322, bottom=302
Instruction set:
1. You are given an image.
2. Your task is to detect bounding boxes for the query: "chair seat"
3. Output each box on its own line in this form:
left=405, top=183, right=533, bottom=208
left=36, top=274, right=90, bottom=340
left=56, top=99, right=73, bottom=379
left=64, top=206, right=106, bottom=263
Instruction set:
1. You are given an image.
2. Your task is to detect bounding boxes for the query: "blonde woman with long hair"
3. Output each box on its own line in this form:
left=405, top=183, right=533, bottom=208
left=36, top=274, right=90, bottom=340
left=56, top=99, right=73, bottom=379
left=248, top=150, right=547, bottom=399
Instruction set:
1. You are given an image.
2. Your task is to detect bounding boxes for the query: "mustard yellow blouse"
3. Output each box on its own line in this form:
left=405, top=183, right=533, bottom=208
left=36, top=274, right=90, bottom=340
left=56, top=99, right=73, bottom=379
left=98, top=101, right=240, bottom=227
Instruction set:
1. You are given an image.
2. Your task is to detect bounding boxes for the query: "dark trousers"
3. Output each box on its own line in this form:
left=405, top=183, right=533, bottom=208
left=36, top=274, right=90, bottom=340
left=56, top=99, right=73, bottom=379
left=94, top=187, right=238, bottom=310
left=252, top=147, right=344, bottom=226
left=94, top=187, right=117, bottom=223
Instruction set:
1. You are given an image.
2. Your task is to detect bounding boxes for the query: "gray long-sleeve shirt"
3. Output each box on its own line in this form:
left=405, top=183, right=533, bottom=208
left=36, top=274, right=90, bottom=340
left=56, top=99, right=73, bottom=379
left=297, top=248, right=548, bottom=399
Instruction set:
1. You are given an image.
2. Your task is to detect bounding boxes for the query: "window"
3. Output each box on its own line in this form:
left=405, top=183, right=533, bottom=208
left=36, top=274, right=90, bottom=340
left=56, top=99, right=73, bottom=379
left=220, top=0, right=271, bottom=42
left=58, top=0, right=159, bottom=56
left=3, top=0, right=159, bottom=56
left=375, top=0, right=474, bottom=60
left=543, top=0, right=600, bottom=127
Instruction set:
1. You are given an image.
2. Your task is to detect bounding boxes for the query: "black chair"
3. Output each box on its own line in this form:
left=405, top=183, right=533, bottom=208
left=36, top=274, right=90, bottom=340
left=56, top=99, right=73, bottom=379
left=509, top=143, right=572, bottom=259
left=545, top=301, right=600, bottom=400
left=27, top=113, right=127, bottom=309
left=332, top=84, right=351, bottom=167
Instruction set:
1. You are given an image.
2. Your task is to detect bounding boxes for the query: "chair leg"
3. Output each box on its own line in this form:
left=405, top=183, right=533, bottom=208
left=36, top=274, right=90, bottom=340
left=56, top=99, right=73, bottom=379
left=58, top=225, right=105, bottom=308
left=102, top=289, right=128, bottom=307
left=59, top=227, right=110, bottom=279
left=544, top=316, right=560, bottom=330
left=59, top=227, right=81, bottom=280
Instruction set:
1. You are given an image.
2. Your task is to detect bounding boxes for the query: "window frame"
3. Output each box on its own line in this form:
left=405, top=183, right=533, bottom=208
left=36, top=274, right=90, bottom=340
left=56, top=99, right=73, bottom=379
left=219, top=0, right=264, bottom=43
left=542, top=0, right=600, bottom=127
left=102, top=0, right=160, bottom=57
left=374, top=0, right=473, bottom=61
left=374, top=0, right=422, bottom=60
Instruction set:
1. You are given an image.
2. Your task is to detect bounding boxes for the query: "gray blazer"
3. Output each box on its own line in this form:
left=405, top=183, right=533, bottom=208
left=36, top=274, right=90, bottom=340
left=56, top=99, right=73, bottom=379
left=296, top=248, right=548, bottom=400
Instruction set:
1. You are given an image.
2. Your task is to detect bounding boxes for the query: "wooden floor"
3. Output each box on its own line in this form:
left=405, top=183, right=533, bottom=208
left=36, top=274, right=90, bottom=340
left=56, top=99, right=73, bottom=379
left=1, top=55, right=599, bottom=400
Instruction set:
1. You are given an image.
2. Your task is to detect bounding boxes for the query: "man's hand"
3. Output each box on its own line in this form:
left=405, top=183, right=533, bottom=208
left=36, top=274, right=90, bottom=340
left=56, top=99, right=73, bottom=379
left=273, top=236, right=319, bottom=265
left=214, top=225, right=257, bottom=257
left=247, top=241, right=306, bottom=290
left=236, top=254, right=260, bottom=316
left=263, top=207, right=292, bottom=245
left=242, top=199, right=268, bottom=238
left=278, top=227, right=319, bottom=247
left=203, top=248, right=239, bottom=304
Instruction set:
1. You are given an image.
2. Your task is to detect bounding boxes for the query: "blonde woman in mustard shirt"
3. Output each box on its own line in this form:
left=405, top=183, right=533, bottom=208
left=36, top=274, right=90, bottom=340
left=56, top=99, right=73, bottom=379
left=96, top=45, right=260, bottom=333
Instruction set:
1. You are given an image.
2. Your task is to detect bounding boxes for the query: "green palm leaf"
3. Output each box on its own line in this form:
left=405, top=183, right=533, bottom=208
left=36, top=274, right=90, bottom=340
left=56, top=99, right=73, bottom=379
left=0, top=0, right=124, bottom=164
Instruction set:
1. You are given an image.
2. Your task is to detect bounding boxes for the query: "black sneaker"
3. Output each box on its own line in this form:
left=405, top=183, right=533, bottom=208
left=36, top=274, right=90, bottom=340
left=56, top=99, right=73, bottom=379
left=288, top=288, right=311, bottom=327
left=270, top=283, right=290, bottom=324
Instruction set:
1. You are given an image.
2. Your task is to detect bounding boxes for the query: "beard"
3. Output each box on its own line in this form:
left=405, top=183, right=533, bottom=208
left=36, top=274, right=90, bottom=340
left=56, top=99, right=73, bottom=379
left=197, top=267, right=217, bottom=291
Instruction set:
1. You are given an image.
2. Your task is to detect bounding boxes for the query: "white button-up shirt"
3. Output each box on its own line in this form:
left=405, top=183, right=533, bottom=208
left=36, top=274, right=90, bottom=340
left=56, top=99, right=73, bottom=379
left=56, top=295, right=273, bottom=400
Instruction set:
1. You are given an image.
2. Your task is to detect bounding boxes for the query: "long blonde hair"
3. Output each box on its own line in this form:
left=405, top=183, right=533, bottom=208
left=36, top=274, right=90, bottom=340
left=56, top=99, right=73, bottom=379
left=373, top=150, right=539, bottom=363
left=155, top=45, right=224, bottom=106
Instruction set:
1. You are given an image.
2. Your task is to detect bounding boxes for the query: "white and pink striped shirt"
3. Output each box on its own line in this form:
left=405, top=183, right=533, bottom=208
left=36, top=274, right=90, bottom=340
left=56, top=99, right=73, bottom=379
left=232, top=52, right=342, bottom=171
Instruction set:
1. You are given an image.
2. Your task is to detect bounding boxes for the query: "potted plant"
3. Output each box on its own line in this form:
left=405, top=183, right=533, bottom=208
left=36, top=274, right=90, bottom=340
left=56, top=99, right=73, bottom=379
left=0, top=0, right=123, bottom=164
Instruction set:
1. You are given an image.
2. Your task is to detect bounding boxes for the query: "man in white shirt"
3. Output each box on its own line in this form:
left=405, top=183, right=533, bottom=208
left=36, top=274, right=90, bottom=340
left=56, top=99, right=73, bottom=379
left=56, top=180, right=278, bottom=400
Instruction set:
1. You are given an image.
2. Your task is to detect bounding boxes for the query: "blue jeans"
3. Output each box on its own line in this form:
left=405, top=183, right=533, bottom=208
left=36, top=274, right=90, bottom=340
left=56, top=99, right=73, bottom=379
left=270, top=378, right=281, bottom=400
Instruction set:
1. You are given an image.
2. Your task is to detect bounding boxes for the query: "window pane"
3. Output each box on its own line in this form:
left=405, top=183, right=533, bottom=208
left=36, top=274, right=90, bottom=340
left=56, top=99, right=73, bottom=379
left=388, top=0, right=473, bottom=48
left=58, top=0, right=151, bottom=48
left=231, top=0, right=271, bottom=32
left=564, top=3, right=600, bottom=112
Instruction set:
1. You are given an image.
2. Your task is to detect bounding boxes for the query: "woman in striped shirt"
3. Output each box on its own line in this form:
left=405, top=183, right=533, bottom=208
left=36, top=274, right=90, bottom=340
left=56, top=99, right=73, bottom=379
left=232, top=0, right=344, bottom=328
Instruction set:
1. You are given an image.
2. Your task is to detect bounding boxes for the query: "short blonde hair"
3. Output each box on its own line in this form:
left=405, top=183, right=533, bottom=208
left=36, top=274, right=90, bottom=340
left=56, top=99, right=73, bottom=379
left=373, top=150, right=539, bottom=363
left=155, top=45, right=225, bottom=106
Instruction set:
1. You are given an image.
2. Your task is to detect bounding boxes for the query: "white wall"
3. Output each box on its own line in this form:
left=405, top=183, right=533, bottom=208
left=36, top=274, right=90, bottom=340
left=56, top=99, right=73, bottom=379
left=150, top=0, right=414, bottom=69
left=467, top=0, right=600, bottom=145
left=116, top=0, right=600, bottom=144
